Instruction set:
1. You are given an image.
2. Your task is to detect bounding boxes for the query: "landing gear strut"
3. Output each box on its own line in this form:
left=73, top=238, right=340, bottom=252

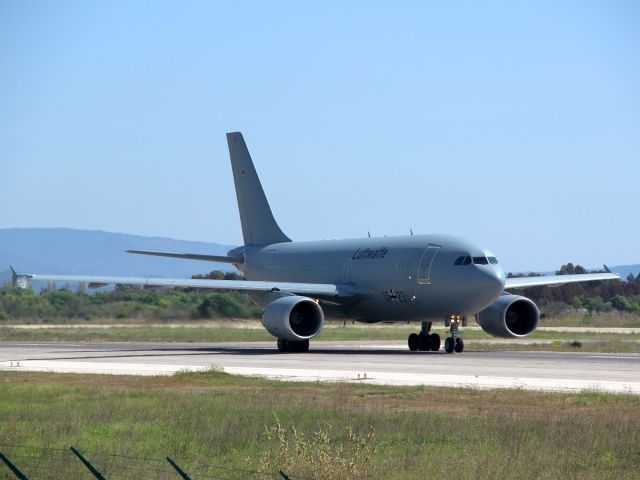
left=277, top=338, right=310, bottom=353
left=408, top=322, right=441, bottom=352
left=444, top=316, right=464, bottom=354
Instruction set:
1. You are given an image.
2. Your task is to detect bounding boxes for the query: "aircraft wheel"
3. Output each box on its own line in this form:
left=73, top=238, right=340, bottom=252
left=295, top=339, right=310, bottom=353
left=454, top=337, right=464, bottom=353
left=430, top=333, right=441, bottom=351
left=418, top=332, right=431, bottom=351
left=444, top=337, right=455, bottom=353
left=408, top=333, right=420, bottom=351
left=279, top=339, right=309, bottom=353
left=277, top=338, right=289, bottom=352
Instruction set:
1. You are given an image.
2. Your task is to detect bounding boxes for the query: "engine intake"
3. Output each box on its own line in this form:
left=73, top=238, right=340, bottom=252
left=262, top=296, right=324, bottom=341
left=477, top=295, right=539, bottom=338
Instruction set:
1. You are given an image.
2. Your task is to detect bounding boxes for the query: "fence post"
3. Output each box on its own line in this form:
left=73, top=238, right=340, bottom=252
left=0, top=452, right=30, bottom=480
left=165, top=457, right=193, bottom=480
left=70, top=446, right=107, bottom=480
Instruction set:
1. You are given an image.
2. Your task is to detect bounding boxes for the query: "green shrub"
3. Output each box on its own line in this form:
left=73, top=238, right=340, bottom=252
left=196, top=292, right=255, bottom=318
left=0, top=286, right=259, bottom=321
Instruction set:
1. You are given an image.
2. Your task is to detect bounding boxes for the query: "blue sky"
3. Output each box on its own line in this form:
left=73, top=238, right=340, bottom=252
left=1, top=1, right=639, bottom=272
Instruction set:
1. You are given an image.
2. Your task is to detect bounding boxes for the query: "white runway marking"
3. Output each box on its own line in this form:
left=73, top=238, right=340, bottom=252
left=587, top=355, right=639, bottom=360
left=0, top=360, right=211, bottom=376
left=223, top=366, right=640, bottom=394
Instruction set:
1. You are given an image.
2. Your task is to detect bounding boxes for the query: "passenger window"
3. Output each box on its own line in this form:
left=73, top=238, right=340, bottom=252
left=473, top=256, right=489, bottom=265
left=488, top=256, right=498, bottom=265
left=454, top=256, right=465, bottom=266
left=462, top=256, right=471, bottom=265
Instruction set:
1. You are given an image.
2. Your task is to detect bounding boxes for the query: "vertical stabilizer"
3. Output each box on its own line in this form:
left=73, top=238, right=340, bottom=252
left=226, top=132, right=291, bottom=245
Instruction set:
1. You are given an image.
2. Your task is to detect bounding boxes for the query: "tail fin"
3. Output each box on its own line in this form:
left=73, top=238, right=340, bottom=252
left=226, top=132, right=291, bottom=245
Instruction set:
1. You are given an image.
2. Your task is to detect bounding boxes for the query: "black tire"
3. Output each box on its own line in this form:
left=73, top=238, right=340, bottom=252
left=295, top=339, right=310, bottom=353
left=444, top=337, right=455, bottom=353
left=408, top=333, right=420, bottom=351
left=277, top=338, right=289, bottom=352
left=454, top=337, right=464, bottom=353
left=430, top=333, right=441, bottom=352
left=418, top=332, right=431, bottom=351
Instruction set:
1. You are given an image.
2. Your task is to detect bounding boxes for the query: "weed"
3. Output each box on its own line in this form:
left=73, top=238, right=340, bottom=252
left=259, top=417, right=377, bottom=480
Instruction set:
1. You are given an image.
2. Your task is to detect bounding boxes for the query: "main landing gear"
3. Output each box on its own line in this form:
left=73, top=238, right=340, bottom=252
left=408, top=317, right=465, bottom=353
left=444, top=315, right=464, bottom=354
left=277, top=338, right=309, bottom=353
left=408, top=322, right=441, bottom=352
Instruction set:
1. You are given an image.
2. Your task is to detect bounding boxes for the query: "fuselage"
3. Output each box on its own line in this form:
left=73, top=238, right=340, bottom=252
left=239, top=234, right=505, bottom=323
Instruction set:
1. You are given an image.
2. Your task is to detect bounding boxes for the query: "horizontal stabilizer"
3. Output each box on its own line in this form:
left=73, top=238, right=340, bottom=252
left=127, top=250, right=244, bottom=264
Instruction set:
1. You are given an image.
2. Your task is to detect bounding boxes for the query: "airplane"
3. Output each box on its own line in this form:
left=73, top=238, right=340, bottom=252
left=12, top=132, right=620, bottom=353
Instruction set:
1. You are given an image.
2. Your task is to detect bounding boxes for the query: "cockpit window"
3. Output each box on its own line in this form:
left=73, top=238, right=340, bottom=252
left=456, top=255, right=497, bottom=266
left=454, top=255, right=473, bottom=266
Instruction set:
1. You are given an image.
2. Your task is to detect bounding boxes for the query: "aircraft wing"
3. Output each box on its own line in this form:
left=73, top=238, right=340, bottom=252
left=11, top=270, right=357, bottom=298
left=504, top=272, right=620, bottom=290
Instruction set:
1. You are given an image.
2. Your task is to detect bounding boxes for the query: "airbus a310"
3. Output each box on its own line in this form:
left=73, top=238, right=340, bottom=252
left=13, top=133, right=619, bottom=353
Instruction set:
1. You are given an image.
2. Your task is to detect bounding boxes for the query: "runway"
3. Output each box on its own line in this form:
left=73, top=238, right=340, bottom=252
left=1, top=341, right=639, bottom=394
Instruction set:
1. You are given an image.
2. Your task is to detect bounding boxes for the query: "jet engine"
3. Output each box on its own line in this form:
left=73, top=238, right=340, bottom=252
left=262, top=296, right=324, bottom=341
left=476, top=295, right=539, bottom=338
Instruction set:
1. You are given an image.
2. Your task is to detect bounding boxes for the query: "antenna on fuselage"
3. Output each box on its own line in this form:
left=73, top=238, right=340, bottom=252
left=368, top=231, right=371, bottom=238
left=410, top=228, right=413, bottom=236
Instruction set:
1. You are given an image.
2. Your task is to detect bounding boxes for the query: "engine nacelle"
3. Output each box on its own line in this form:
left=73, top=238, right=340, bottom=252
left=262, top=296, right=324, bottom=341
left=477, top=295, right=539, bottom=338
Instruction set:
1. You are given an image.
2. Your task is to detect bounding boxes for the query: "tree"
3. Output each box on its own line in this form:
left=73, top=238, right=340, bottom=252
left=556, top=263, right=586, bottom=275
left=191, top=270, right=225, bottom=280
left=611, top=295, right=632, bottom=312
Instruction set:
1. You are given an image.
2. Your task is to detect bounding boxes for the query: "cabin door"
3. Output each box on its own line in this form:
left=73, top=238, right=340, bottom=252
left=417, top=245, right=440, bottom=285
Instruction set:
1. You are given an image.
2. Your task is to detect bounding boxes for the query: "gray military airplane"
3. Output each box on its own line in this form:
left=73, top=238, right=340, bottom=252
left=13, top=132, right=620, bottom=353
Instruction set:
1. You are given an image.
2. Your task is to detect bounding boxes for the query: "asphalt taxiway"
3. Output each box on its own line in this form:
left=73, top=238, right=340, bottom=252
left=1, top=341, right=639, bottom=394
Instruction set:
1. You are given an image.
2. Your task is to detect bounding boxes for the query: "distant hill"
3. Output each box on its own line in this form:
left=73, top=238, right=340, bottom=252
left=609, top=264, right=640, bottom=281
left=0, top=228, right=238, bottom=286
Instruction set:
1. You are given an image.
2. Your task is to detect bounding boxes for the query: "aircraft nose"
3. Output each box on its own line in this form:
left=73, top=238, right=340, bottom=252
left=482, top=265, right=505, bottom=296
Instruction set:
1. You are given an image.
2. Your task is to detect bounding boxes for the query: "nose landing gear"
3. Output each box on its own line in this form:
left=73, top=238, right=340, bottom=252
left=444, top=315, right=464, bottom=353
left=408, top=322, right=441, bottom=352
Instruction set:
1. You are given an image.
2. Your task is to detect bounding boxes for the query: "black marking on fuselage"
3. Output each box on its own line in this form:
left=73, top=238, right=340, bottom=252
left=383, top=289, right=410, bottom=304
left=352, top=247, right=389, bottom=260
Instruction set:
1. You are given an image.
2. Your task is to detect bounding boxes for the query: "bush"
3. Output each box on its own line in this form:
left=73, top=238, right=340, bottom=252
left=611, top=295, right=633, bottom=312
left=196, top=292, right=256, bottom=319
left=0, top=286, right=259, bottom=321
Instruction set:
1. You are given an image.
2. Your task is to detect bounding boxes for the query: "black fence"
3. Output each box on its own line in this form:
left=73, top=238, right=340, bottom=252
left=0, top=445, right=292, bottom=480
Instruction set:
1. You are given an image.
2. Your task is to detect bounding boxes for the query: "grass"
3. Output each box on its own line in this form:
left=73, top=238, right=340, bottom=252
left=541, top=311, right=640, bottom=328
left=0, top=370, right=639, bottom=479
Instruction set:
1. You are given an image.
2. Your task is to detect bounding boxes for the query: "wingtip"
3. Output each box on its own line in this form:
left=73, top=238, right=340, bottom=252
left=603, top=264, right=622, bottom=279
